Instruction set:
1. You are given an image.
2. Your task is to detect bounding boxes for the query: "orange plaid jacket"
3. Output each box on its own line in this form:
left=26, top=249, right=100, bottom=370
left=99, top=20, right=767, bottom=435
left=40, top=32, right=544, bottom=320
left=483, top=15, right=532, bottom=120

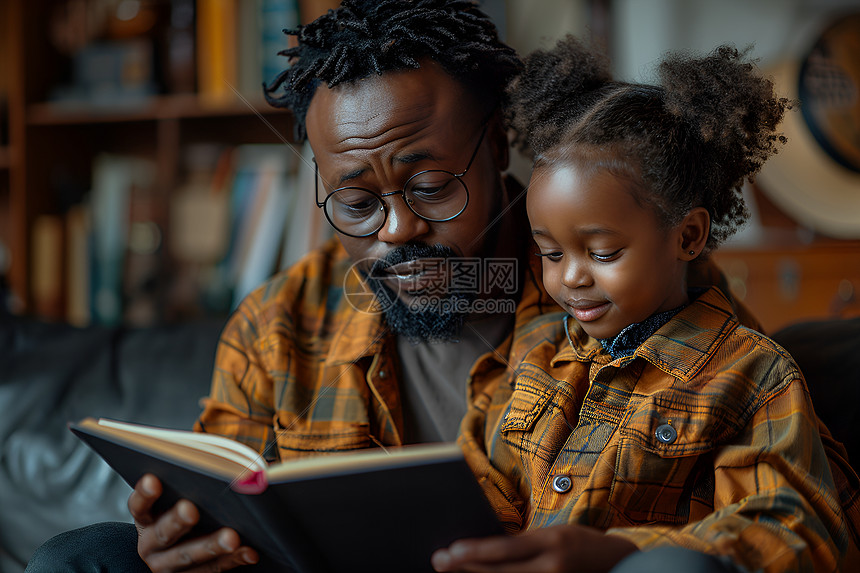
left=460, top=286, right=860, bottom=572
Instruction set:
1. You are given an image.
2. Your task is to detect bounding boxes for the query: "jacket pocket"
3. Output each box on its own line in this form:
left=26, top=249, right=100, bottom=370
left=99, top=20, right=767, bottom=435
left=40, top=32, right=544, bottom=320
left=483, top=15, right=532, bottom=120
left=273, top=417, right=372, bottom=459
left=610, top=394, right=729, bottom=525
left=499, top=364, right=561, bottom=433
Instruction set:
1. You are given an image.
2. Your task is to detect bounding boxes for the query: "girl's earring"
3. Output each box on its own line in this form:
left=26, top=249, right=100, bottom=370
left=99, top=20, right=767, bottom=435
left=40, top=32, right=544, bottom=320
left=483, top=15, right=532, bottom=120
left=688, top=250, right=696, bottom=256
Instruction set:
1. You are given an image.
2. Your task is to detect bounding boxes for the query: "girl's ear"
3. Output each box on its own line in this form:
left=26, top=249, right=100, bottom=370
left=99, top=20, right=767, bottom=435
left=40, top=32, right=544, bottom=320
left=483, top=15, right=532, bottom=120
left=678, top=207, right=710, bottom=260
left=487, top=111, right=510, bottom=172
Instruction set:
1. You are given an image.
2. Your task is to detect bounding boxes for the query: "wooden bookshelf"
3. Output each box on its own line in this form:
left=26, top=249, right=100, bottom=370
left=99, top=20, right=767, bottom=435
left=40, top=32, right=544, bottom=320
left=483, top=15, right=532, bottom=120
left=7, top=0, right=855, bottom=331
left=26, top=94, right=288, bottom=125
left=1, top=0, right=344, bottom=323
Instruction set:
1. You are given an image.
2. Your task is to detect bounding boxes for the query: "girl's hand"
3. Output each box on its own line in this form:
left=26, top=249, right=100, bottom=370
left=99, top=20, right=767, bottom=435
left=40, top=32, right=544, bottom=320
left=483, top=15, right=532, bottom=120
left=431, top=524, right=638, bottom=573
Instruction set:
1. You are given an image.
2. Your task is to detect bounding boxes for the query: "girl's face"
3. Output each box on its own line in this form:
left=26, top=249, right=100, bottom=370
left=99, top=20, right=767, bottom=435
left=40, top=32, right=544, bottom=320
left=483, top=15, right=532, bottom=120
left=527, top=162, right=691, bottom=340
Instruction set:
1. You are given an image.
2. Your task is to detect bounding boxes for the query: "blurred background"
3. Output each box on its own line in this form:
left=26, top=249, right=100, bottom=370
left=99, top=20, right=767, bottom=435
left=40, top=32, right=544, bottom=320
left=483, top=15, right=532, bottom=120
left=0, top=0, right=858, bottom=334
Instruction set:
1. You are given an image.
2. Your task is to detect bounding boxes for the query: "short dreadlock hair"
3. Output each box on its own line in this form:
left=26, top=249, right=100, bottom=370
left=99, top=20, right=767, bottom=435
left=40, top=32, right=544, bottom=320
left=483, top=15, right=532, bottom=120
left=263, top=0, right=522, bottom=141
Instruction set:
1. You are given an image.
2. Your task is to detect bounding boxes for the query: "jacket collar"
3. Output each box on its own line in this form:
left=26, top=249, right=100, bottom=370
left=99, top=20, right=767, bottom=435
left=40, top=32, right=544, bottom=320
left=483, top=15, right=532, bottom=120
left=554, top=287, right=740, bottom=384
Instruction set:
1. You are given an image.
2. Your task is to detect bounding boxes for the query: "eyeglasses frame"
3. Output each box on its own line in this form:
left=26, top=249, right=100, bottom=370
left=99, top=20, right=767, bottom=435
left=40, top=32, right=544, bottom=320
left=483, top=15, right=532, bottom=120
left=313, top=123, right=488, bottom=238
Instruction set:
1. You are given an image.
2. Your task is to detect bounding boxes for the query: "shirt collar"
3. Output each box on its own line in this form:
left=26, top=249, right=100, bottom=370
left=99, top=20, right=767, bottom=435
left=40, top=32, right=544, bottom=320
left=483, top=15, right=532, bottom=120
left=553, top=286, right=740, bottom=383
left=597, top=304, right=688, bottom=360
left=325, top=244, right=390, bottom=366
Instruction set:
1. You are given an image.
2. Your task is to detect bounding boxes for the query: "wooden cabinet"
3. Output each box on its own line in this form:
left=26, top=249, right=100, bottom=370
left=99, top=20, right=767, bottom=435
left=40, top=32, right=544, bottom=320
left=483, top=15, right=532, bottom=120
left=0, top=0, right=337, bottom=324
left=713, top=242, right=860, bottom=334
left=709, top=184, right=860, bottom=333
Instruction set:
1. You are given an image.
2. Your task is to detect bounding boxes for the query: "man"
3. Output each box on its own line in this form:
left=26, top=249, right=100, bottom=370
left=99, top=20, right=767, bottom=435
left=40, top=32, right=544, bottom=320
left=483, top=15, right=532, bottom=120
left=26, top=2, right=762, bottom=571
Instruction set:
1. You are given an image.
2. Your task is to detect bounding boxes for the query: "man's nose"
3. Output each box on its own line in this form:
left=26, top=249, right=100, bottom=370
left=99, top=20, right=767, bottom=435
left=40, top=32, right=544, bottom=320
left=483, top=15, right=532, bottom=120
left=376, top=195, right=431, bottom=244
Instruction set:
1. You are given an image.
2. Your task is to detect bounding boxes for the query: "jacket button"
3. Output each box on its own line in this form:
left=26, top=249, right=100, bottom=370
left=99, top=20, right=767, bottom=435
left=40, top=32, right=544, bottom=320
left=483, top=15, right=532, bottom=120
left=655, top=423, right=677, bottom=444
left=552, top=475, right=572, bottom=493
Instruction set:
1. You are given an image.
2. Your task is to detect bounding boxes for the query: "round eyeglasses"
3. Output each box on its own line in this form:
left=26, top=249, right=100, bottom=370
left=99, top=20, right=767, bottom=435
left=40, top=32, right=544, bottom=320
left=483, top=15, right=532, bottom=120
left=314, top=125, right=486, bottom=238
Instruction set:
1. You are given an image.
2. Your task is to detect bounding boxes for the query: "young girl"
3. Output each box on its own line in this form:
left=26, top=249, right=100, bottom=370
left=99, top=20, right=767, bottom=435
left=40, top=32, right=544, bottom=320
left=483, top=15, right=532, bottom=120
left=433, top=37, right=859, bottom=573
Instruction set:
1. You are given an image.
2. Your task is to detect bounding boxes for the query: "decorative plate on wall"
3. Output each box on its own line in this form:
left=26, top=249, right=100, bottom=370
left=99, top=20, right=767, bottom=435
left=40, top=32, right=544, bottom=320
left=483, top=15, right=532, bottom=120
left=757, top=12, right=860, bottom=239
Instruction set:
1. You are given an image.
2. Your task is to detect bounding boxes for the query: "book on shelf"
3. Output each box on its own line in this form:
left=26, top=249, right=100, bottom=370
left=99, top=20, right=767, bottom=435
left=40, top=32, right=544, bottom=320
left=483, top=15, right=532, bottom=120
left=66, top=202, right=93, bottom=326
left=198, top=0, right=301, bottom=102
left=71, top=417, right=504, bottom=573
left=259, top=0, right=299, bottom=88
left=89, top=154, right=156, bottom=326
left=31, top=214, right=65, bottom=319
left=220, top=144, right=297, bottom=307
left=168, top=143, right=302, bottom=317
left=278, top=140, right=332, bottom=272
left=196, top=0, right=238, bottom=103
left=231, top=159, right=294, bottom=306
left=237, top=0, right=263, bottom=97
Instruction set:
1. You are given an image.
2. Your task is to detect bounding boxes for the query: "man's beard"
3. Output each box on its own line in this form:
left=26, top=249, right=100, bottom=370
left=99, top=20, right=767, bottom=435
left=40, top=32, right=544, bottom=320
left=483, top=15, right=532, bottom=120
left=364, top=243, right=476, bottom=344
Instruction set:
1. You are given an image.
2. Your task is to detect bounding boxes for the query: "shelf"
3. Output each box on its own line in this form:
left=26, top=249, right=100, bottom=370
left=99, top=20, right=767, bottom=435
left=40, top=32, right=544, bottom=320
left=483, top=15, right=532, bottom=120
left=27, top=94, right=289, bottom=126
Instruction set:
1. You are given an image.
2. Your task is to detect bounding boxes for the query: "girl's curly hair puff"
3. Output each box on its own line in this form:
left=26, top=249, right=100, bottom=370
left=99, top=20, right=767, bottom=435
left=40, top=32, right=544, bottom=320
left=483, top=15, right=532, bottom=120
left=508, top=36, right=791, bottom=252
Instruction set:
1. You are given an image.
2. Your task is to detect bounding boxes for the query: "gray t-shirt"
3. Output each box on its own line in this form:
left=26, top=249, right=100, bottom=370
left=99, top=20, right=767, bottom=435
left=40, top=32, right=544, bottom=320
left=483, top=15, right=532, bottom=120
left=396, top=313, right=514, bottom=443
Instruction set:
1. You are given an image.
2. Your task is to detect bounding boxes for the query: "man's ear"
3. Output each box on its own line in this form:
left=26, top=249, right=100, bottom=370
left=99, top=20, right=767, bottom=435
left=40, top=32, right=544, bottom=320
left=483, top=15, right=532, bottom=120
left=678, top=207, right=710, bottom=260
left=487, top=112, right=510, bottom=172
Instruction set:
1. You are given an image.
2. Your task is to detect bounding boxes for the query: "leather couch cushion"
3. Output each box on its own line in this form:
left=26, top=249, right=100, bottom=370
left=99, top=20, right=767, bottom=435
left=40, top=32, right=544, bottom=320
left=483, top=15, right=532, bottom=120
left=771, top=316, right=860, bottom=466
left=0, top=315, right=224, bottom=572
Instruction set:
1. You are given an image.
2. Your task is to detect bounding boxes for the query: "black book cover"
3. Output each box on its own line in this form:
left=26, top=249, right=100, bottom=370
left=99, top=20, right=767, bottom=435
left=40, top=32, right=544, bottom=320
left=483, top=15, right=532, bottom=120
left=71, top=420, right=504, bottom=572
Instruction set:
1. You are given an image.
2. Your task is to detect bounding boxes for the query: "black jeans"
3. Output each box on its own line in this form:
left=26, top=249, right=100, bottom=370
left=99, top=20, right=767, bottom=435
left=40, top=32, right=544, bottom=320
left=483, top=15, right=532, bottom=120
left=25, top=522, right=149, bottom=573
left=26, top=521, right=748, bottom=573
left=26, top=522, right=280, bottom=572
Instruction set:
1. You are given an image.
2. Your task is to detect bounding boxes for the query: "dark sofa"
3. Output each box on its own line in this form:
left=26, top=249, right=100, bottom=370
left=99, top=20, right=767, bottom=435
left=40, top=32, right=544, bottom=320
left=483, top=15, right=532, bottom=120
left=0, top=315, right=226, bottom=572
left=770, top=316, right=860, bottom=468
left=0, top=312, right=857, bottom=573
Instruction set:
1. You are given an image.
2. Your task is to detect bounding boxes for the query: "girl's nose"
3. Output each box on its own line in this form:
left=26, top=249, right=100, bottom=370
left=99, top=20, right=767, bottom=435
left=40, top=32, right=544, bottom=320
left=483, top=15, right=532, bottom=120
left=561, top=258, right=592, bottom=289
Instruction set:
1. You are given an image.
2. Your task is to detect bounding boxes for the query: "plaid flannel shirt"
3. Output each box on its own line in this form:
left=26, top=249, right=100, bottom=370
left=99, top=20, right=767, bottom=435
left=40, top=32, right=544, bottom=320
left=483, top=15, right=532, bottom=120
left=461, top=286, right=860, bottom=572
left=194, top=172, right=556, bottom=459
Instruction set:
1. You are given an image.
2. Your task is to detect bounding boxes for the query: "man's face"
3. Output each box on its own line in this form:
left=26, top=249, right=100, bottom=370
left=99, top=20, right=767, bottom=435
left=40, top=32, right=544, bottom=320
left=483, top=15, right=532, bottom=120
left=306, top=63, right=509, bottom=341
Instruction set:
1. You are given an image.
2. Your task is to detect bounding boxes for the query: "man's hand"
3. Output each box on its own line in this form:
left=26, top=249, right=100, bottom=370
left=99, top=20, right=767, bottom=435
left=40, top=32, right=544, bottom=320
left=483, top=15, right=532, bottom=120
left=430, top=524, right=638, bottom=573
left=129, top=474, right=259, bottom=572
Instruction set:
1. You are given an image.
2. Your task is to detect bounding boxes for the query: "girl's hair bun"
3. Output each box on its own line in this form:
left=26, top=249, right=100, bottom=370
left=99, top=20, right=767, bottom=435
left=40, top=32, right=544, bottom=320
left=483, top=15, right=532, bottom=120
left=507, top=35, right=612, bottom=157
left=659, top=45, right=792, bottom=184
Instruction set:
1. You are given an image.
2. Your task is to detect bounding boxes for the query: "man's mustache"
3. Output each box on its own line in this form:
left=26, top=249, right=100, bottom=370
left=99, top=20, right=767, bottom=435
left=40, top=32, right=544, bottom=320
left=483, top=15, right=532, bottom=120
left=368, top=243, right=456, bottom=277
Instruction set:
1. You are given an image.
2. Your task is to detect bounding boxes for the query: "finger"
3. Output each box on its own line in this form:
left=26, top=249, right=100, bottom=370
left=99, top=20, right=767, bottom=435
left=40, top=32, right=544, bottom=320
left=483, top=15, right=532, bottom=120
left=432, top=537, right=520, bottom=572
left=144, top=528, right=258, bottom=572
left=452, top=534, right=544, bottom=563
left=129, top=474, right=163, bottom=525
left=456, top=555, right=558, bottom=573
left=433, top=544, right=561, bottom=573
left=181, top=548, right=259, bottom=573
left=139, top=499, right=200, bottom=556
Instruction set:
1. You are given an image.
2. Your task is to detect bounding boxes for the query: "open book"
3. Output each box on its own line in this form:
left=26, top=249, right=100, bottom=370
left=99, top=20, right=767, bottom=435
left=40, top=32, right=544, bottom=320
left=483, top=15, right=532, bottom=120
left=71, top=417, right=504, bottom=572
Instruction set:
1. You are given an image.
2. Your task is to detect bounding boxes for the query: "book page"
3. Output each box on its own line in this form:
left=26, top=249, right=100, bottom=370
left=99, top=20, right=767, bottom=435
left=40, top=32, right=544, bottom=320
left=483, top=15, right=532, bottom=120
left=265, top=441, right=463, bottom=482
left=96, top=419, right=267, bottom=474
